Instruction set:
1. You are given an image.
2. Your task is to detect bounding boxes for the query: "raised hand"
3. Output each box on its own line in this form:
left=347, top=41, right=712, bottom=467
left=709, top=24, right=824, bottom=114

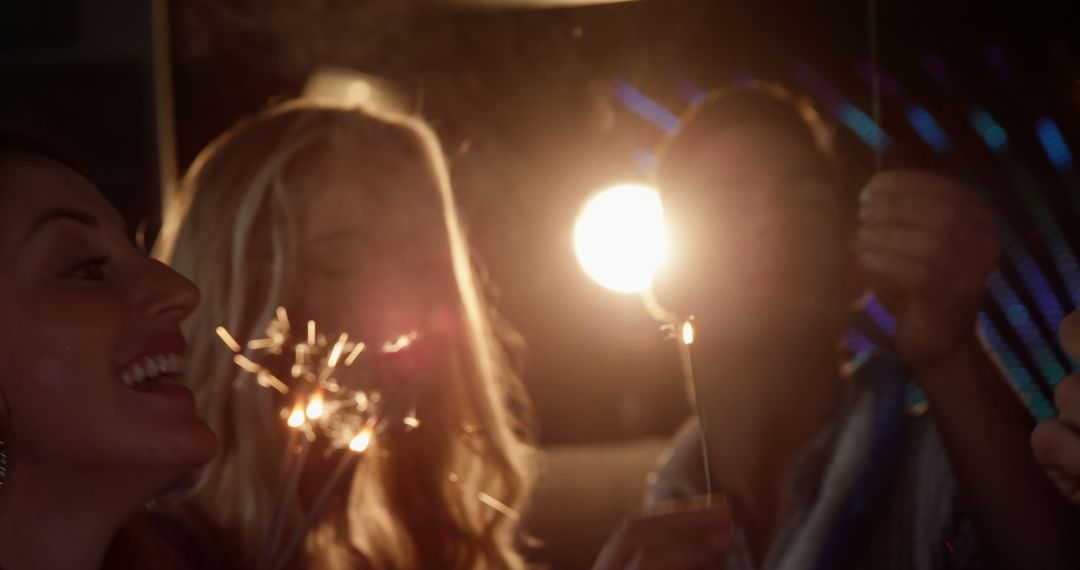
left=857, top=170, right=1000, bottom=375
left=1032, top=311, right=1080, bottom=506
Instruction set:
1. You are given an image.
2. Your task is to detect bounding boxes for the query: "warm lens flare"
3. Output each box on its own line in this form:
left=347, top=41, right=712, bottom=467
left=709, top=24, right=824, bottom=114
left=349, top=428, right=374, bottom=453
left=306, top=392, right=325, bottom=420
left=287, top=403, right=306, bottom=428
left=573, top=184, right=669, bottom=294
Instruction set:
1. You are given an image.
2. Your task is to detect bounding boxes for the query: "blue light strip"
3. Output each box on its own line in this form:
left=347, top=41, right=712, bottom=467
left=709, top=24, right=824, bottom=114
left=845, top=328, right=876, bottom=359
left=997, top=225, right=1069, bottom=329
left=969, top=107, right=1008, bottom=149
left=861, top=294, right=896, bottom=335
left=979, top=313, right=1056, bottom=420
left=988, top=271, right=1068, bottom=383
left=836, top=105, right=890, bottom=150
left=1034, top=117, right=1075, bottom=172
left=968, top=107, right=1080, bottom=308
left=905, top=105, right=953, bottom=153
left=792, top=61, right=891, bottom=151
left=611, top=79, right=680, bottom=133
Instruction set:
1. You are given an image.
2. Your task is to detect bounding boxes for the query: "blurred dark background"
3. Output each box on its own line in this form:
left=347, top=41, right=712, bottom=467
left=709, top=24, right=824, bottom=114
left=164, top=0, right=1080, bottom=443
left=4, top=1, right=1080, bottom=566
left=4, top=0, right=1080, bottom=442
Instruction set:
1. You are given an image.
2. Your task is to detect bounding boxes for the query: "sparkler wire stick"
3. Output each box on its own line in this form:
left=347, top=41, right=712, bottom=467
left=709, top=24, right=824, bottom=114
left=868, top=0, right=883, bottom=172
left=642, top=290, right=714, bottom=499
left=676, top=319, right=714, bottom=501
left=261, top=433, right=312, bottom=569
left=271, top=434, right=370, bottom=570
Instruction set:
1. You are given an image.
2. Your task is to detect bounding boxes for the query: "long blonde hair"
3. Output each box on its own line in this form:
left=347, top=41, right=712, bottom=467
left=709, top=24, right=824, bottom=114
left=155, top=100, right=535, bottom=569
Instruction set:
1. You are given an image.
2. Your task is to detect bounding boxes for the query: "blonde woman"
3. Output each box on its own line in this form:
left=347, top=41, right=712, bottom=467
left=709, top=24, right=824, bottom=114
left=155, top=100, right=535, bottom=569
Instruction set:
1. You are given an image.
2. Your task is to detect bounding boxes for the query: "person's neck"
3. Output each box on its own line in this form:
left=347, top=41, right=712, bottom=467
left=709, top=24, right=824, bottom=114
left=0, top=463, right=165, bottom=570
left=692, top=332, right=846, bottom=537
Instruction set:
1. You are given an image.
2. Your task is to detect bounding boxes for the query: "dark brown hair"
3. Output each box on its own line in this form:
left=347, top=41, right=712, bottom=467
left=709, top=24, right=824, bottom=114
left=652, top=81, right=861, bottom=232
left=0, top=126, right=91, bottom=182
left=655, top=82, right=834, bottom=183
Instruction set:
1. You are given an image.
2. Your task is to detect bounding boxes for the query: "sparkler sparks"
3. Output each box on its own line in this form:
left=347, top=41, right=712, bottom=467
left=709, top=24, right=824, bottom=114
left=218, top=307, right=516, bottom=566
left=221, top=307, right=424, bottom=568
left=349, top=427, right=373, bottom=452
left=305, top=391, right=325, bottom=420
left=216, top=326, right=242, bottom=353
left=216, top=306, right=422, bottom=450
left=479, top=492, right=521, bottom=522
left=287, top=403, right=305, bottom=428
left=382, top=332, right=418, bottom=353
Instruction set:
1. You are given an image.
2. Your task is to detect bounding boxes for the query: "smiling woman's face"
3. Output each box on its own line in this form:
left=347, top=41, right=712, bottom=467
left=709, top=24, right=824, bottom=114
left=0, top=152, right=216, bottom=478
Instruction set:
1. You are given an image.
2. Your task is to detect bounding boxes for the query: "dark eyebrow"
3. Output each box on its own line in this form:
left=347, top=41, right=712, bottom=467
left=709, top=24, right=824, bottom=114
left=22, top=209, right=101, bottom=245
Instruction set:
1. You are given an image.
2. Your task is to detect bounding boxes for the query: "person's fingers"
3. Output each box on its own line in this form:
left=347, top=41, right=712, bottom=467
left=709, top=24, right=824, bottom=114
left=1060, top=312, right=1080, bottom=361
left=1054, top=374, right=1080, bottom=429
left=1031, top=420, right=1080, bottom=506
left=1032, top=420, right=1080, bottom=476
left=859, top=247, right=945, bottom=293
left=860, top=170, right=995, bottom=228
left=857, top=225, right=997, bottom=292
left=858, top=225, right=965, bottom=275
left=859, top=193, right=989, bottom=235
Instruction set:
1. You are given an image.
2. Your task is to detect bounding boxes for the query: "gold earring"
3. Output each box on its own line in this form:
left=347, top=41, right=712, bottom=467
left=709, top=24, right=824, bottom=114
left=0, top=438, right=7, bottom=489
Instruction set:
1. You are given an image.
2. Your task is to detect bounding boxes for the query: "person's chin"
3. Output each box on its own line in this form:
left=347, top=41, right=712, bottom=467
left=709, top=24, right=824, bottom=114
left=152, top=420, right=219, bottom=470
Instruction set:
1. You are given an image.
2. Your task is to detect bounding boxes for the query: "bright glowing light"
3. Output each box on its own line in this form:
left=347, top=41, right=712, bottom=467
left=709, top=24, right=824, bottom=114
left=306, top=392, right=325, bottom=420
left=287, top=403, right=306, bottom=428
left=349, top=428, right=373, bottom=453
left=681, top=320, right=695, bottom=345
left=573, top=184, right=669, bottom=294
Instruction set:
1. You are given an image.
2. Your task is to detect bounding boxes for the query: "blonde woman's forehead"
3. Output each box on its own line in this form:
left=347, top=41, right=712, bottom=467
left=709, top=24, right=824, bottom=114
left=286, top=139, right=440, bottom=235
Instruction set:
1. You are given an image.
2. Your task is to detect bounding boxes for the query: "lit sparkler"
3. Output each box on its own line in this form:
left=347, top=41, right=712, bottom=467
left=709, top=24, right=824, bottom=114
left=217, top=307, right=421, bottom=568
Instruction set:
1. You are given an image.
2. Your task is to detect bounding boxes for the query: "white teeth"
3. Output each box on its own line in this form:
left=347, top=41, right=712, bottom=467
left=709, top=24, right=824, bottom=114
left=130, top=361, right=146, bottom=384
left=119, top=353, right=186, bottom=388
